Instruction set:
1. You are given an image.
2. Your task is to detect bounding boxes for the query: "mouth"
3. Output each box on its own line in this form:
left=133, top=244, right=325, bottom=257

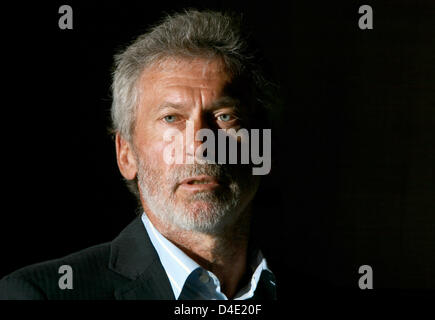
left=178, top=175, right=220, bottom=191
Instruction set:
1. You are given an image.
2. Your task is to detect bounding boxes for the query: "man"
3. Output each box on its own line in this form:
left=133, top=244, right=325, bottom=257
left=0, top=9, right=277, bottom=300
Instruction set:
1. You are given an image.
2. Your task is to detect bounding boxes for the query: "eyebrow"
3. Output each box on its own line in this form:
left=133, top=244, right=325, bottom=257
left=157, top=102, right=186, bottom=111
left=209, top=96, right=240, bottom=109
left=156, top=96, right=240, bottom=112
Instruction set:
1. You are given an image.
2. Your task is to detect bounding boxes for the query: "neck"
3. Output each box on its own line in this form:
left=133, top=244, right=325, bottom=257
left=146, top=206, right=252, bottom=299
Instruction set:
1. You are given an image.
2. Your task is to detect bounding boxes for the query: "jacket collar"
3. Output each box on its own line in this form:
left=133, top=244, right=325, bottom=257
left=108, top=216, right=175, bottom=300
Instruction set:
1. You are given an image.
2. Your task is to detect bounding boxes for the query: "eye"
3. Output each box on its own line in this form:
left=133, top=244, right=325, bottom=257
left=163, top=115, right=177, bottom=123
left=217, top=114, right=232, bottom=122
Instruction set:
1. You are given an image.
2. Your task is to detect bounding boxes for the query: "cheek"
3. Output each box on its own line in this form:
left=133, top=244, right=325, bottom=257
left=135, top=121, right=187, bottom=170
left=138, top=135, right=180, bottom=173
left=140, top=142, right=167, bottom=168
left=135, top=124, right=168, bottom=162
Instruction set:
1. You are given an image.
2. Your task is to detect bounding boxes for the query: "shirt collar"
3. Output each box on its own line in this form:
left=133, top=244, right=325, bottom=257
left=141, top=212, right=199, bottom=298
left=141, top=212, right=274, bottom=300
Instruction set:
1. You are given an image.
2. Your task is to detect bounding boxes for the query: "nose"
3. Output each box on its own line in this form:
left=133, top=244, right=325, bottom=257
left=185, top=113, right=213, bottom=162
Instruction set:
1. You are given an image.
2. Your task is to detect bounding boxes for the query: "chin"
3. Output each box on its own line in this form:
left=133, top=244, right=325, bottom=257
left=173, top=201, right=240, bottom=233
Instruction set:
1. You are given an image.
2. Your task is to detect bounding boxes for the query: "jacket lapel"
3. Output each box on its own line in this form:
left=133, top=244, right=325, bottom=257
left=108, top=216, right=175, bottom=300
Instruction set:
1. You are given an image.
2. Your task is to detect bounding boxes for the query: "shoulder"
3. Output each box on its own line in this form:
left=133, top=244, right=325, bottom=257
left=0, top=242, right=123, bottom=300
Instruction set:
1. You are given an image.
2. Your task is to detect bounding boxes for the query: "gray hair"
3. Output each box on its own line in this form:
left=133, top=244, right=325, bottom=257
left=111, top=9, right=271, bottom=142
left=110, top=9, right=274, bottom=201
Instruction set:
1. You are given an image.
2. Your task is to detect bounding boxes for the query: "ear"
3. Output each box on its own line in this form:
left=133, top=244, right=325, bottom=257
left=115, top=133, right=138, bottom=180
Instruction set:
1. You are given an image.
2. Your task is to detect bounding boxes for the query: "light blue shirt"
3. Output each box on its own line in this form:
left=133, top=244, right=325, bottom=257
left=141, top=212, right=276, bottom=300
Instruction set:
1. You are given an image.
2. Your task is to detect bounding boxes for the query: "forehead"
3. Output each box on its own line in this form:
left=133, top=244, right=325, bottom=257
left=137, top=57, right=232, bottom=102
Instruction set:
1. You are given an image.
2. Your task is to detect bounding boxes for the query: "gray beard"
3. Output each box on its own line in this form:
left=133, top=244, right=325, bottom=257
left=136, top=158, right=259, bottom=235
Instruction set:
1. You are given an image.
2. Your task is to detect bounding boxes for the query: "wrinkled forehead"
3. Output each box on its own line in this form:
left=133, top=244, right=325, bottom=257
left=136, top=56, right=254, bottom=109
left=135, top=56, right=242, bottom=112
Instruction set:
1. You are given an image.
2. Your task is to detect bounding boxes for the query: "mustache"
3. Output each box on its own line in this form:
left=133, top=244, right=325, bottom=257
left=137, top=156, right=252, bottom=190
left=169, top=164, right=227, bottom=182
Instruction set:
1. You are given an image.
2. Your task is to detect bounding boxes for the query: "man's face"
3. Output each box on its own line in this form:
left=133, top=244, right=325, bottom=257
left=128, top=57, right=259, bottom=234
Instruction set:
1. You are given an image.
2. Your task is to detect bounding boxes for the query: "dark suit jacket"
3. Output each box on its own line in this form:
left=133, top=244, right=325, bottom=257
left=0, top=216, right=276, bottom=300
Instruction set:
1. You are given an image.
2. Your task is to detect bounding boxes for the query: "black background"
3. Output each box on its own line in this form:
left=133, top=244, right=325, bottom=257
left=1, top=0, right=434, bottom=300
